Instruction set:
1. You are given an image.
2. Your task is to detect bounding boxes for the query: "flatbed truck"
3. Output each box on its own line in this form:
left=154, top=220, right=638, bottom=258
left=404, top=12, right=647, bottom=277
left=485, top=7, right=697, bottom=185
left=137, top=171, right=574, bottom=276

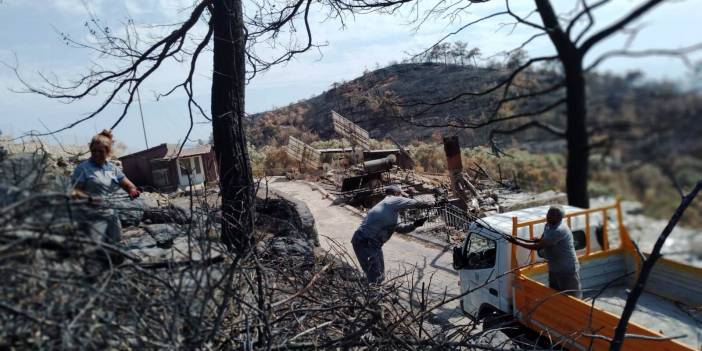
left=452, top=200, right=702, bottom=350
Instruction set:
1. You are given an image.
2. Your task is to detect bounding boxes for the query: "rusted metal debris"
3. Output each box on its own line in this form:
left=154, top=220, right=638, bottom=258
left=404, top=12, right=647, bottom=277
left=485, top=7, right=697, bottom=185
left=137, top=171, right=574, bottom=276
left=442, top=135, right=481, bottom=212
left=331, top=110, right=371, bottom=151
left=286, top=112, right=566, bottom=224
left=286, top=136, right=321, bottom=170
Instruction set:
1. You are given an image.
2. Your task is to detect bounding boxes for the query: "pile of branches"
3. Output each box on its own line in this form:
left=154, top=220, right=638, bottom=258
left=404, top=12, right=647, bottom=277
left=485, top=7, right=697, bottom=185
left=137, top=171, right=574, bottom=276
left=0, top=192, right=227, bottom=349
left=0, top=190, right=528, bottom=350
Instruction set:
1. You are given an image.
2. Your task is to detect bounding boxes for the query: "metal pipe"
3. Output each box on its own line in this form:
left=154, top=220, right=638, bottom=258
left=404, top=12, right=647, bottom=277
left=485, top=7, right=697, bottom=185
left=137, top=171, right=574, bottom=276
left=362, top=154, right=396, bottom=173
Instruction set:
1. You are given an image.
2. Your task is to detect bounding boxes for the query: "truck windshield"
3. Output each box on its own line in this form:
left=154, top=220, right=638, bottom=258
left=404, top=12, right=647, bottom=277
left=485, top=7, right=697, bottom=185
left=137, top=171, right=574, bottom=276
left=464, top=233, right=496, bottom=269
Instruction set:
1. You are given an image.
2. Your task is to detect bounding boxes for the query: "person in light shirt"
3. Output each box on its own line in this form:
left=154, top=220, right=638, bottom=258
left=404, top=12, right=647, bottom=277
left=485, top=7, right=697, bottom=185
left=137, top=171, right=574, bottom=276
left=72, top=129, right=140, bottom=242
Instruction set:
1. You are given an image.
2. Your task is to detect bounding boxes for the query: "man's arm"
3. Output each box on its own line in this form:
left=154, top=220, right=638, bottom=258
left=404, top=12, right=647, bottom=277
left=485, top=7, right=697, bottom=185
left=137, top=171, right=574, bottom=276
left=119, top=177, right=140, bottom=199
left=506, top=236, right=556, bottom=250
left=395, top=223, right=416, bottom=234
left=394, top=197, right=434, bottom=211
left=394, top=218, right=427, bottom=234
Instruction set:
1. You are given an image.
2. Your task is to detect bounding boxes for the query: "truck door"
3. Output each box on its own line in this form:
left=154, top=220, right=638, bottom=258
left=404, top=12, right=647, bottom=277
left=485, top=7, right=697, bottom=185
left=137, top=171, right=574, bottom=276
left=458, top=232, right=499, bottom=319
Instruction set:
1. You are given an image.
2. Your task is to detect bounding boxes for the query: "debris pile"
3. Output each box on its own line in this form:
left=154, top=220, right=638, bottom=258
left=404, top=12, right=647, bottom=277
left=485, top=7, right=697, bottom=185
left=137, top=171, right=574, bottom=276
left=284, top=111, right=566, bottom=240
left=0, top=151, right=517, bottom=349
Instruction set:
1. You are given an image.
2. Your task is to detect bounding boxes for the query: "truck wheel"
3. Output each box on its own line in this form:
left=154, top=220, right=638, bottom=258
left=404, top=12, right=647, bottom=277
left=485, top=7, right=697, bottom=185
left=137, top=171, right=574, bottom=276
left=482, top=309, right=517, bottom=331
left=481, top=310, right=566, bottom=349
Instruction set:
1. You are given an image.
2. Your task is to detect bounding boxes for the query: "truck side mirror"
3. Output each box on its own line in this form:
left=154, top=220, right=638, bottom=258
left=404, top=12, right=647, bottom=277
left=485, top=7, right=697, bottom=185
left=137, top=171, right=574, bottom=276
left=453, top=246, right=466, bottom=270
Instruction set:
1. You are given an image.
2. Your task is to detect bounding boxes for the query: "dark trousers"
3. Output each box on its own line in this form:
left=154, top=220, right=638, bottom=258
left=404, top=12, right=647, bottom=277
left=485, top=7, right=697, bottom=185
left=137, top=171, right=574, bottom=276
left=351, top=236, right=384, bottom=284
left=549, top=271, right=582, bottom=298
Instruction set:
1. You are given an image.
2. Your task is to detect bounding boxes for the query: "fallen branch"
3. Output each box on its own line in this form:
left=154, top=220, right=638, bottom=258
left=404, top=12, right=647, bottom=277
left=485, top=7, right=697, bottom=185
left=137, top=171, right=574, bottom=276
left=271, top=262, right=332, bottom=308
left=0, top=301, right=58, bottom=327
left=0, top=231, right=141, bottom=263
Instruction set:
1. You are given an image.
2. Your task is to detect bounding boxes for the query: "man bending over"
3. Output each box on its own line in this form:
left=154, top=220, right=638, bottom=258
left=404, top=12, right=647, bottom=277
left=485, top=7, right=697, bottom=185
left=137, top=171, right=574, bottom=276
left=351, top=185, right=431, bottom=284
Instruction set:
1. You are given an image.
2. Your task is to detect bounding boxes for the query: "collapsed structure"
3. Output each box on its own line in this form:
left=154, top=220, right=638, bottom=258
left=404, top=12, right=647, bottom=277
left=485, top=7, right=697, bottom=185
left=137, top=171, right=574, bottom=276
left=285, top=111, right=566, bottom=241
left=119, top=143, right=219, bottom=191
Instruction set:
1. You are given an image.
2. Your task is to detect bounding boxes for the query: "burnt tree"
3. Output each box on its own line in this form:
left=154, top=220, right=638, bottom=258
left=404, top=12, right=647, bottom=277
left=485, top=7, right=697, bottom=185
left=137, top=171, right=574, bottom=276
left=534, top=0, right=590, bottom=208
left=13, top=0, right=413, bottom=252
left=533, top=0, right=666, bottom=209
left=210, top=0, right=253, bottom=251
left=400, top=0, right=699, bottom=208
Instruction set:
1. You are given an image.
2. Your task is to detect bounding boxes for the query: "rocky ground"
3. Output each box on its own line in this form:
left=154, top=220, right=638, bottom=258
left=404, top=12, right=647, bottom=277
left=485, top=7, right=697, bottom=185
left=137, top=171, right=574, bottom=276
left=3, top=143, right=696, bottom=349
left=0, top=145, right=504, bottom=349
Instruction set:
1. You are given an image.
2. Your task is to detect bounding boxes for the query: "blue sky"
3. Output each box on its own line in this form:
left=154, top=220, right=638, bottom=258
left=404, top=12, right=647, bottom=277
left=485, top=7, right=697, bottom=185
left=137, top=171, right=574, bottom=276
left=0, top=0, right=699, bottom=153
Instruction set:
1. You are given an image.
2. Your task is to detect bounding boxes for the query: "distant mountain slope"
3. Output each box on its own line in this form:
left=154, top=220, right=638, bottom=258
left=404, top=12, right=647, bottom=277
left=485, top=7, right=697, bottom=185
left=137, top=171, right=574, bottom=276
left=248, top=62, right=702, bottom=164
left=249, top=63, right=517, bottom=146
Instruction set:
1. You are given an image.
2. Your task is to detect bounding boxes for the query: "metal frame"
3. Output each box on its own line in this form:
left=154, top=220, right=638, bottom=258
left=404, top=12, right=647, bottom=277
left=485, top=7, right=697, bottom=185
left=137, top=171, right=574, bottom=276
left=400, top=203, right=472, bottom=242
left=285, top=136, right=320, bottom=169
left=331, top=110, right=371, bottom=151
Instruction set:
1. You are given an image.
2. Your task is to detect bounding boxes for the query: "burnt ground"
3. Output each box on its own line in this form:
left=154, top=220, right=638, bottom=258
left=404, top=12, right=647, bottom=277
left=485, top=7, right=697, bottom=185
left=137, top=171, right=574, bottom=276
left=0, top=149, right=518, bottom=349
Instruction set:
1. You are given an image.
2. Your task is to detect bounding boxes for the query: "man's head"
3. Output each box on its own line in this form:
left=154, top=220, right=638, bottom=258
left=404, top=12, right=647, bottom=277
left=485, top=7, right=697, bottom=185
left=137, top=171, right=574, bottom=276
left=546, top=205, right=565, bottom=225
left=385, top=184, right=404, bottom=196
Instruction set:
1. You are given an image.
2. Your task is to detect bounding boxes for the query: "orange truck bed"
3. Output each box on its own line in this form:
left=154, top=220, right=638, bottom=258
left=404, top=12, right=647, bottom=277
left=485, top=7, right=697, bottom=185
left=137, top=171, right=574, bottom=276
left=509, top=202, right=702, bottom=350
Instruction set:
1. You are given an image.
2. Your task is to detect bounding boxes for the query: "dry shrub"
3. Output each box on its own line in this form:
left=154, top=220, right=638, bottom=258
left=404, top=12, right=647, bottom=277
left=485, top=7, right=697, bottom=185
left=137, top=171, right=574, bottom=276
left=411, top=143, right=446, bottom=173
left=262, top=146, right=294, bottom=175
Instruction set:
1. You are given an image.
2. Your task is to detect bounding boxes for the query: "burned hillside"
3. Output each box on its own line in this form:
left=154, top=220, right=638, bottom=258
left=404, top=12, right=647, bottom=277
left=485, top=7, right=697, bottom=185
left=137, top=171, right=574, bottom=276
left=245, top=63, right=702, bottom=227
left=249, top=62, right=702, bottom=167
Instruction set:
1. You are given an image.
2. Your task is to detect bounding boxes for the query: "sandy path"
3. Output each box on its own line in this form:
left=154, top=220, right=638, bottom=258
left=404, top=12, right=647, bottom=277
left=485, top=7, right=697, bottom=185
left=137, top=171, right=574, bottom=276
left=269, top=180, right=464, bottom=323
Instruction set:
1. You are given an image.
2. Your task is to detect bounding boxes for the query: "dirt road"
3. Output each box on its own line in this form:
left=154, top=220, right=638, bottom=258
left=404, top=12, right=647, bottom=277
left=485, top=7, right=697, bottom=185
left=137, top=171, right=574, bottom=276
left=269, top=180, right=464, bottom=323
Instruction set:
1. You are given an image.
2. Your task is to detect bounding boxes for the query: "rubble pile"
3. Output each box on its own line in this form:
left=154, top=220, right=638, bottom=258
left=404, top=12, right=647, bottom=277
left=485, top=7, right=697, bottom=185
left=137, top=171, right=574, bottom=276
left=310, top=136, right=565, bottom=223
left=282, top=113, right=565, bottom=227
left=0, top=144, right=522, bottom=349
left=331, top=172, right=559, bottom=214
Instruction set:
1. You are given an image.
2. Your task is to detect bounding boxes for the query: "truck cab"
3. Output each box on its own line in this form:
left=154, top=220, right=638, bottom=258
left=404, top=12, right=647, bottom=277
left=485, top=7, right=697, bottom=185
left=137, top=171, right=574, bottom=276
left=453, top=205, right=604, bottom=321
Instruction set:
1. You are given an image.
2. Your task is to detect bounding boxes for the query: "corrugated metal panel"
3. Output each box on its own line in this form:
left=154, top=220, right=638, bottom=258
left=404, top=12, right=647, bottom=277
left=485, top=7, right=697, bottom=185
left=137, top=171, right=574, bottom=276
left=285, top=136, right=320, bottom=169
left=331, top=111, right=370, bottom=151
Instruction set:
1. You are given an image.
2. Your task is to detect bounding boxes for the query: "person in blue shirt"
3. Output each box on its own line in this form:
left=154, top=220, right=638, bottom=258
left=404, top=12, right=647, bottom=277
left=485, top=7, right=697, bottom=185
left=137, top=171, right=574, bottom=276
left=72, top=129, right=140, bottom=242
left=351, top=185, right=432, bottom=284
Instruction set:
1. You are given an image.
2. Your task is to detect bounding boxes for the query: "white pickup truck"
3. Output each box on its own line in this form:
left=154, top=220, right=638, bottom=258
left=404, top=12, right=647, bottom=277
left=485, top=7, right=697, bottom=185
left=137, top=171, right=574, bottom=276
left=452, top=201, right=702, bottom=351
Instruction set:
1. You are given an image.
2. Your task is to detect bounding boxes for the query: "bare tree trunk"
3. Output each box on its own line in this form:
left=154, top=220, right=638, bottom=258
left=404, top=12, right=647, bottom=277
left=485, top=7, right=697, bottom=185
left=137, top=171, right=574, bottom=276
left=564, top=62, right=589, bottom=208
left=211, top=0, right=254, bottom=252
left=535, top=0, right=589, bottom=208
